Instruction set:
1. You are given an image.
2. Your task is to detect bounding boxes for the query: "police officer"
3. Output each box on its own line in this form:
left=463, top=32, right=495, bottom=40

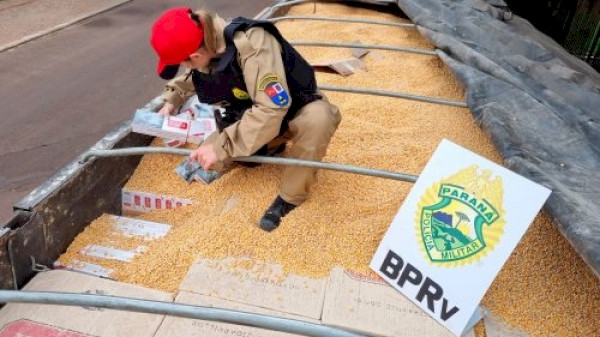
left=150, top=7, right=341, bottom=232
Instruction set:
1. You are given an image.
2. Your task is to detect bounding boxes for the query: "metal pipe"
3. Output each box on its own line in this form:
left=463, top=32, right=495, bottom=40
left=319, top=85, right=469, bottom=108
left=272, top=0, right=396, bottom=9
left=271, top=0, right=327, bottom=9
left=269, top=15, right=416, bottom=28
left=79, top=148, right=418, bottom=183
left=0, top=290, right=370, bottom=337
left=290, top=41, right=437, bottom=56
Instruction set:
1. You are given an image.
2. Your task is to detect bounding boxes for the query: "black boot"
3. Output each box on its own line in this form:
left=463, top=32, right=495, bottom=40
left=259, top=196, right=297, bottom=232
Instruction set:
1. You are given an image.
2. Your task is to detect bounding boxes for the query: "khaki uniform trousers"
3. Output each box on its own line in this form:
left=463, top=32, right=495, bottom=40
left=272, top=95, right=341, bottom=205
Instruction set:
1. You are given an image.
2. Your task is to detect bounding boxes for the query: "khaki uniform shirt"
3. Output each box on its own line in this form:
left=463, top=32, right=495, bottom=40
left=161, top=26, right=292, bottom=165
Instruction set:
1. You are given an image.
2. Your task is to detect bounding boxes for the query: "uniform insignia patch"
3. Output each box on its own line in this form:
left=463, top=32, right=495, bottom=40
left=258, top=73, right=289, bottom=107
left=232, top=87, right=250, bottom=100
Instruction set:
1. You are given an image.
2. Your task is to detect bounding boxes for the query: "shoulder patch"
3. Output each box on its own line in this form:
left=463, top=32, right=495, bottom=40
left=258, top=73, right=289, bottom=107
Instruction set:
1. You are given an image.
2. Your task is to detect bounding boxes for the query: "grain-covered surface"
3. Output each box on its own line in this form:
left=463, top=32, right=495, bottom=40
left=58, top=3, right=599, bottom=337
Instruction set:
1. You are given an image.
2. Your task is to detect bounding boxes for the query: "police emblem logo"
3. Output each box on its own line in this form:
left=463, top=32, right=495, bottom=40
left=258, top=73, right=289, bottom=107
left=415, top=165, right=506, bottom=266
left=232, top=87, right=250, bottom=100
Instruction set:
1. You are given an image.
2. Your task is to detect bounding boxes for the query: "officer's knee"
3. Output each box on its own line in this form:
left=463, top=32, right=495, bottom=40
left=298, top=102, right=340, bottom=134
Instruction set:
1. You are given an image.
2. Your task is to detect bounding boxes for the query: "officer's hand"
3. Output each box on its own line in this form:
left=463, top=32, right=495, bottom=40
left=158, top=101, right=176, bottom=117
left=190, top=145, right=218, bottom=170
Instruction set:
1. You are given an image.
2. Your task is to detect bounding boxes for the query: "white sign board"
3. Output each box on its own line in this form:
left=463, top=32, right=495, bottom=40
left=370, top=139, right=551, bottom=336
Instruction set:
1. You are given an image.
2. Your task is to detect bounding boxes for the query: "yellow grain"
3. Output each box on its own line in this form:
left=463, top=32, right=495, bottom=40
left=58, top=3, right=599, bottom=337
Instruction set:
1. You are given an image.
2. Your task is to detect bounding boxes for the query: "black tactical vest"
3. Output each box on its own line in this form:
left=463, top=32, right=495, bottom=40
left=191, top=17, right=320, bottom=133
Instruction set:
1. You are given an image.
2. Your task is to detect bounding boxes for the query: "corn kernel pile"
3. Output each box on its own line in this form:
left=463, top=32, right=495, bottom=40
left=59, top=3, right=599, bottom=337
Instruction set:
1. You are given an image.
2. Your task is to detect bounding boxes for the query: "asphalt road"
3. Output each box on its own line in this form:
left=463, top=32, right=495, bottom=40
left=0, top=0, right=276, bottom=224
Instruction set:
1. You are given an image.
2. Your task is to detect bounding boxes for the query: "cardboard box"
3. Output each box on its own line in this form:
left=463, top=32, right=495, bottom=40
left=311, top=58, right=367, bottom=76
left=179, top=258, right=328, bottom=320
left=0, top=270, right=172, bottom=337
left=161, top=116, right=192, bottom=139
left=122, top=189, right=193, bottom=215
left=53, top=259, right=114, bottom=278
left=155, top=291, right=319, bottom=337
left=112, top=215, right=172, bottom=240
left=79, top=244, right=144, bottom=262
left=189, top=117, right=217, bottom=143
left=131, top=109, right=164, bottom=132
left=321, top=267, right=476, bottom=337
left=131, top=110, right=195, bottom=143
left=0, top=320, right=89, bottom=337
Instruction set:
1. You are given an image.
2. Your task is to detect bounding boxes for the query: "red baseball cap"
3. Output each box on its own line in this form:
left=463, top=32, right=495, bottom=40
left=150, top=7, right=204, bottom=79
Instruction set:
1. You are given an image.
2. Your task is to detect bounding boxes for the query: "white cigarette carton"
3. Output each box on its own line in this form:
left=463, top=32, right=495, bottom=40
left=121, top=190, right=144, bottom=214
left=132, top=105, right=217, bottom=145
left=188, top=121, right=205, bottom=144
left=161, top=116, right=191, bottom=139
left=112, top=216, right=172, bottom=240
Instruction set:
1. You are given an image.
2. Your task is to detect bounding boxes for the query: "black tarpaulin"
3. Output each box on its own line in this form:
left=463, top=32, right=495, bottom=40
left=396, top=0, right=600, bottom=277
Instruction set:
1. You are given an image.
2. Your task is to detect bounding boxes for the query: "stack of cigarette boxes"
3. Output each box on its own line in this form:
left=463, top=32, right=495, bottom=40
left=121, top=189, right=194, bottom=215
left=132, top=96, right=217, bottom=146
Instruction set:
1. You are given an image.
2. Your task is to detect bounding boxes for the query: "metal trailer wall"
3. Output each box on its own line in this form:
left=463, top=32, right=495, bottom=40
left=0, top=123, right=153, bottom=290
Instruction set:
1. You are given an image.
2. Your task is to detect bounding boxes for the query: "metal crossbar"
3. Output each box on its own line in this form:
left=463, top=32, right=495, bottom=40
left=290, top=41, right=438, bottom=56
left=0, top=290, right=371, bottom=337
left=272, top=0, right=397, bottom=9
left=79, top=148, right=419, bottom=183
left=319, top=85, right=468, bottom=108
left=269, top=15, right=416, bottom=28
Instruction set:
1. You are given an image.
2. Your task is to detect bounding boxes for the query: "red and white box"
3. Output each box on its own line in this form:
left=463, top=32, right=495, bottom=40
left=161, top=116, right=191, bottom=139
left=132, top=105, right=217, bottom=145
left=163, top=138, right=187, bottom=148
left=121, top=189, right=194, bottom=215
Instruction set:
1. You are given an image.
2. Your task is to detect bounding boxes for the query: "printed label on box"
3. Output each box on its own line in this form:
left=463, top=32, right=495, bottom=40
left=155, top=292, right=318, bottom=337
left=79, top=245, right=142, bottom=262
left=112, top=215, right=172, bottom=240
left=163, top=117, right=190, bottom=134
left=180, top=258, right=327, bottom=320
